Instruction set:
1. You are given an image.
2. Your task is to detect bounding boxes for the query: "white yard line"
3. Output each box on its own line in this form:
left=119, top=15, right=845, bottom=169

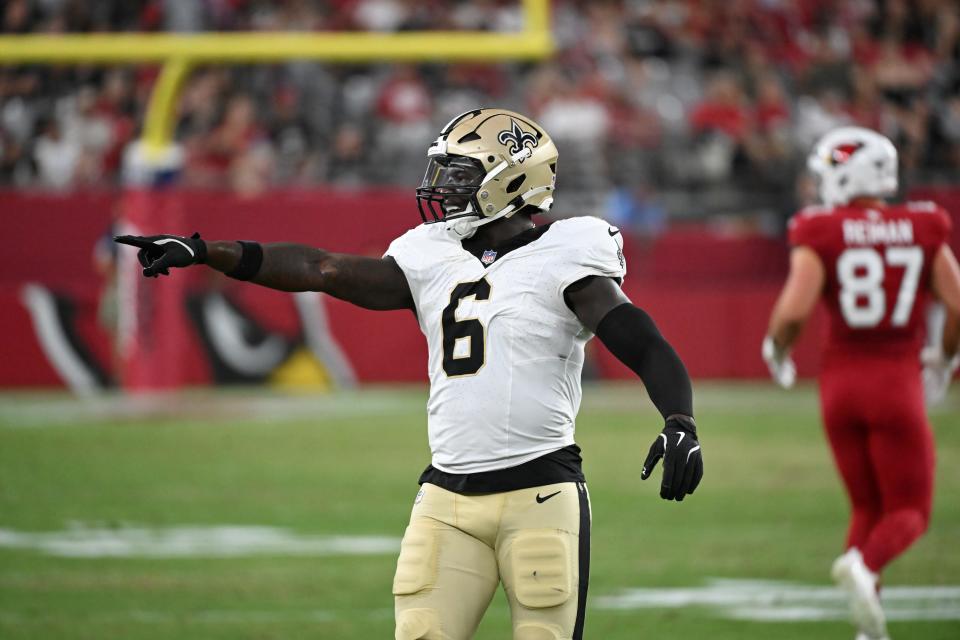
left=2, top=578, right=957, bottom=625
left=0, top=388, right=427, bottom=428
left=1, top=384, right=955, bottom=429
left=0, top=524, right=399, bottom=558
left=0, top=608, right=395, bottom=624
left=596, top=578, right=960, bottom=622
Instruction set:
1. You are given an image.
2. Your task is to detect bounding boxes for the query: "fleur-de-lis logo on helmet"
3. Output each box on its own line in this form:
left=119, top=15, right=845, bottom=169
left=497, top=119, right=539, bottom=162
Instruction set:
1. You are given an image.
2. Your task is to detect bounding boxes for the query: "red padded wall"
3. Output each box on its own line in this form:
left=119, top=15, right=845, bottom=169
left=1, top=188, right=956, bottom=388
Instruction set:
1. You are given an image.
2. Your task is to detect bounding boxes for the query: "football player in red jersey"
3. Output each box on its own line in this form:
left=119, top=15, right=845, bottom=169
left=763, top=127, right=960, bottom=640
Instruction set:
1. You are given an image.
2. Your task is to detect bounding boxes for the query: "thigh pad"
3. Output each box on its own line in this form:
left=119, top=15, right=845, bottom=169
left=393, top=522, right=438, bottom=595
left=510, top=531, right=573, bottom=609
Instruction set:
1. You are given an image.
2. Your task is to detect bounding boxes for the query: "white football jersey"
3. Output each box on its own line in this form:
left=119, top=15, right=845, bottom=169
left=385, top=216, right=626, bottom=474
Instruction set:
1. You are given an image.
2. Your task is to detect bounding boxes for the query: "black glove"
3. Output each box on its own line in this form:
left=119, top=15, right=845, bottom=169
left=641, top=415, right=703, bottom=501
left=114, top=233, right=207, bottom=277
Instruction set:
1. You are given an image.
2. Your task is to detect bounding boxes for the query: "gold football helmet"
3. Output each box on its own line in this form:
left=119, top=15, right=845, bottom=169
left=417, top=109, right=559, bottom=238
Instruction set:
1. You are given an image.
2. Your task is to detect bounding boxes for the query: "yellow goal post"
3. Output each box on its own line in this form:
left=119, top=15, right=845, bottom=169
left=0, top=0, right=552, bottom=155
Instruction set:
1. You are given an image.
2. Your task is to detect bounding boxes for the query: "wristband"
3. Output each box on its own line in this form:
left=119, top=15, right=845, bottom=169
left=191, top=233, right=208, bottom=264
left=666, top=414, right=697, bottom=435
left=226, top=241, right=263, bottom=281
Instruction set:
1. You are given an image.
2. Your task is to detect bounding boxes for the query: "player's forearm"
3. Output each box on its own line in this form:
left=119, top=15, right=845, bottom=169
left=943, top=311, right=960, bottom=358
left=767, top=289, right=809, bottom=353
left=932, top=246, right=960, bottom=357
left=596, top=303, right=694, bottom=418
left=205, top=241, right=329, bottom=292
left=767, top=246, right=824, bottom=352
left=205, top=240, right=413, bottom=310
left=768, top=316, right=804, bottom=353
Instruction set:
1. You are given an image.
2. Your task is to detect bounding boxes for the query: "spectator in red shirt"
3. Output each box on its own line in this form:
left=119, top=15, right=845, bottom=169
left=754, top=73, right=790, bottom=134
left=375, top=65, right=431, bottom=126
left=373, top=66, right=433, bottom=183
left=690, top=71, right=750, bottom=142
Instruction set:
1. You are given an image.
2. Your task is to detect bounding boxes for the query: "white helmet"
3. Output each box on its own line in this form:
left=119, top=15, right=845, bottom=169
left=807, top=126, right=898, bottom=206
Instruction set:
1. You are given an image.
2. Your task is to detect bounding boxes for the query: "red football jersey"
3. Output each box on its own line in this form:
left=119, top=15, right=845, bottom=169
left=789, top=201, right=952, bottom=355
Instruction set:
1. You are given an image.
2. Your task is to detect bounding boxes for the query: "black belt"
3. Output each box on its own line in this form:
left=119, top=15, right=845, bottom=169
left=418, top=444, right=585, bottom=494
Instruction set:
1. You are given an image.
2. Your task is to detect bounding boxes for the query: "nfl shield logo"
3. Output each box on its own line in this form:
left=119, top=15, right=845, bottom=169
left=481, top=250, right=497, bottom=265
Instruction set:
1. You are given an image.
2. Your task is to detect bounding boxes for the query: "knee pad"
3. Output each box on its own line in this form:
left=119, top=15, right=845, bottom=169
left=510, top=531, right=573, bottom=609
left=514, top=622, right=562, bottom=640
left=395, top=608, right=441, bottom=640
left=393, top=523, right=438, bottom=595
left=896, top=508, right=929, bottom=537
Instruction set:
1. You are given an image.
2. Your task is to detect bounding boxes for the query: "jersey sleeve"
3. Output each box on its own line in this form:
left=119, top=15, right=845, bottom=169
left=787, top=207, right=832, bottom=250
left=383, top=225, right=431, bottom=302
left=930, top=205, right=952, bottom=246
left=553, top=216, right=628, bottom=295
left=905, top=201, right=953, bottom=248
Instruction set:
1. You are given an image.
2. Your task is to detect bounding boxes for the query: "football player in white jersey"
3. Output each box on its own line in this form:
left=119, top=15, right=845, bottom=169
left=116, top=109, right=704, bottom=640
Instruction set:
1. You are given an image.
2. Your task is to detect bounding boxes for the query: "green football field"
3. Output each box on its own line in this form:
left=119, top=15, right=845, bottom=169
left=0, top=383, right=958, bottom=639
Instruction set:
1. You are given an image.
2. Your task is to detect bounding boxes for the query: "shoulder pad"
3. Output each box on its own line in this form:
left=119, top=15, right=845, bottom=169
left=549, top=215, right=621, bottom=241
left=795, top=204, right=835, bottom=219
left=548, top=216, right=627, bottom=291
left=384, top=223, right=459, bottom=273
left=905, top=200, right=941, bottom=213
left=788, top=206, right=834, bottom=248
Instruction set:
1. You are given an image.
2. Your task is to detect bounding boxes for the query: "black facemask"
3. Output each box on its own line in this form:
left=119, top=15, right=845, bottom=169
left=415, top=155, right=486, bottom=223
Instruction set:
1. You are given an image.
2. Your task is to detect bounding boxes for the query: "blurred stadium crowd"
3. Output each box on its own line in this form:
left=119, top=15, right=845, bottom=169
left=1, top=0, right=959, bottom=224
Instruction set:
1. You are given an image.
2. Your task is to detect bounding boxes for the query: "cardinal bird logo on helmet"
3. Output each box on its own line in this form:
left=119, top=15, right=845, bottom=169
left=829, top=142, right=865, bottom=166
left=497, top=119, right=539, bottom=161
left=807, top=126, right=898, bottom=206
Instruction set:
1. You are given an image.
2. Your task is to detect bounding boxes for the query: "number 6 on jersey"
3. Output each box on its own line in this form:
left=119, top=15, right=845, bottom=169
left=442, top=278, right=491, bottom=376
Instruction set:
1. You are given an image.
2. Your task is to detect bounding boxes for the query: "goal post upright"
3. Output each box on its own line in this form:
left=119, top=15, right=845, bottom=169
left=0, top=1, right=553, bottom=391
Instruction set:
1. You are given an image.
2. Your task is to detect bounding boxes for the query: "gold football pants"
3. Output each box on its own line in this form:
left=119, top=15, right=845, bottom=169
left=393, top=481, right=591, bottom=640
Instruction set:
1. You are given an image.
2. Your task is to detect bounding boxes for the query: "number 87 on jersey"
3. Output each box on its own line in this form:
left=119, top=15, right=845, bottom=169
left=788, top=201, right=952, bottom=347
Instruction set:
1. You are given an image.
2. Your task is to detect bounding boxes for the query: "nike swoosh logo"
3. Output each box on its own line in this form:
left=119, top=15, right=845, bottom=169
left=608, top=227, right=621, bottom=236
left=677, top=432, right=685, bottom=445
left=154, top=237, right=195, bottom=258
left=535, top=490, right=561, bottom=504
